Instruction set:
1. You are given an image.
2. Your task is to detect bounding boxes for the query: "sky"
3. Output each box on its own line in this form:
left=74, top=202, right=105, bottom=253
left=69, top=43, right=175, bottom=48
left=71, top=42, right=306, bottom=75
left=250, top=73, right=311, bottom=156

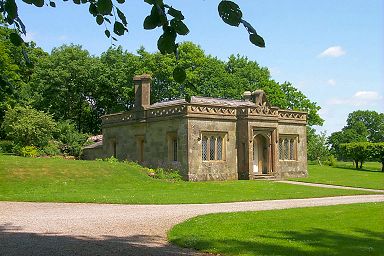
left=17, top=0, right=384, bottom=135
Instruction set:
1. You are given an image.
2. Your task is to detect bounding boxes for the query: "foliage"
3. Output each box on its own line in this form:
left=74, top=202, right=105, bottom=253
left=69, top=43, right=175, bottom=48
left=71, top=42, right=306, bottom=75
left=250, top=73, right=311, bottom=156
left=0, top=0, right=264, bottom=83
left=0, top=139, right=13, bottom=153
left=0, top=155, right=372, bottom=204
left=145, top=167, right=182, bottom=181
left=41, top=140, right=61, bottom=156
left=168, top=203, right=384, bottom=256
left=1, top=106, right=57, bottom=147
left=328, top=110, right=384, bottom=159
left=307, top=127, right=329, bottom=163
left=53, top=120, right=89, bottom=157
left=368, top=142, right=384, bottom=172
left=23, top=43, right=322, bottom=134
left=17, top=145, right=39, bottom=157
left=339, top=142, right=371, bottom=169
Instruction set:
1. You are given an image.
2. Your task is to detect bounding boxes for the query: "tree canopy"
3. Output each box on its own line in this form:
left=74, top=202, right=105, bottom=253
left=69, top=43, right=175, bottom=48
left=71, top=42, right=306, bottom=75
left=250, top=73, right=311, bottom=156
left=0, top=0, right=265, bottom=82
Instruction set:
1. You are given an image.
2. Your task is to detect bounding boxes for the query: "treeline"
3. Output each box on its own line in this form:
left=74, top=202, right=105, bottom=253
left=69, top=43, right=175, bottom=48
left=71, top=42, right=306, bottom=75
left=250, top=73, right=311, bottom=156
left=1, top=26, right=324, bottom=156
left=308, top=110, right=384, bottom=171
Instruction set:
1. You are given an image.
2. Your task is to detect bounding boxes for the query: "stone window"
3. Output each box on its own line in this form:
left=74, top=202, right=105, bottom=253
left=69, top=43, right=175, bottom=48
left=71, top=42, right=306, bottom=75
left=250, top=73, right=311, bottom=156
left=278, top=136, right=297, bottom=161
left=201, top=133, right=226, bottom=161
left=167, top=132, right=178, bottom=162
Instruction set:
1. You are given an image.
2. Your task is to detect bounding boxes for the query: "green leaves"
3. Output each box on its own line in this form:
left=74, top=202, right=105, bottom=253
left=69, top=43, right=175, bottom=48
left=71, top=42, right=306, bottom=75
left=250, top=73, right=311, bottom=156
left=170, top=18, right=189, bottom=35
left=250, top=33, right=265, bottom=48
left=173, top=66, right=186, bottom=83
left=9, top=32, right=23, bottom=46
left=113, top=21, right=126, bottom=36
left=96, top=15, right=103, bottom=25
left=218, top=0, right=242, bottom=27
left=97, top=0, right=112, bottom=15
left=218, top=1, right=265, bottom=48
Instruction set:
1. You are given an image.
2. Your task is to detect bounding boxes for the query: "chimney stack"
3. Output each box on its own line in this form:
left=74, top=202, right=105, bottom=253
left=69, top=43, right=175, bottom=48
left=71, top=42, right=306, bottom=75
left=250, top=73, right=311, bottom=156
left=133, top=74, right=152, bottom=109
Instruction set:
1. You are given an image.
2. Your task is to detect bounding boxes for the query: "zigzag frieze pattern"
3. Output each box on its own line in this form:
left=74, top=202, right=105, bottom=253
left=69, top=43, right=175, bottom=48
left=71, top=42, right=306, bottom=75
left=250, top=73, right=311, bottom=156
left=103, top=113, right=134, bottom=124
left=188, top=106, right=236, bottom=115
left=279, top=111, right=306, bottom=120
left=248, top=106, right=278, bottom=116
left=148, top=105, right=186, bottom=118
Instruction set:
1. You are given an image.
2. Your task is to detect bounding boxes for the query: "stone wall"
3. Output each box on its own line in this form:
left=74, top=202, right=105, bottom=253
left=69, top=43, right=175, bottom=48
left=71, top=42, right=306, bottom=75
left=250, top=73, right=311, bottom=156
left=102, top=117, right=189, bottom=178
left=187, top=118, right=238, bottom=181
left=276, top=123, right=308, bottom=178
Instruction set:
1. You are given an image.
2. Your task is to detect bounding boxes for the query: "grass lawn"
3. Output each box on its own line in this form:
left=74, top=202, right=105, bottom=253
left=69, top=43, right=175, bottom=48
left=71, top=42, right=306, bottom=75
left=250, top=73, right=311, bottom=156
left=0, top=155, right=376, bottom=204
left=168, top=203, right=384, bottom=256
left=292, top=162, right=384, bottom=190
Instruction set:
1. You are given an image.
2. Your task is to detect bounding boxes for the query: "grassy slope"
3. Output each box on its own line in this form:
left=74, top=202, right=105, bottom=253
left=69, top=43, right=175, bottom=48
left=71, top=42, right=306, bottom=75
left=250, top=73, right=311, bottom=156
left=0, top=156, right=375, bottom=204
left=169, top=203, right=384, bottom=256
left=293, top=162, right=384, bottom=190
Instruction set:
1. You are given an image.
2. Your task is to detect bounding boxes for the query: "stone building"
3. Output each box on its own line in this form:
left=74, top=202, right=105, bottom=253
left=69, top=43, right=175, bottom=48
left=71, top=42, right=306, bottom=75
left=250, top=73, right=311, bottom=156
left=83, top=74, right=308, bottom=181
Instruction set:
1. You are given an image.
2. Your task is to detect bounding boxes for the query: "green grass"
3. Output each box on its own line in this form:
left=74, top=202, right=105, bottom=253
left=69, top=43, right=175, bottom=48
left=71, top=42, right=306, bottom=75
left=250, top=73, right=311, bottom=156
left=168, top=203, right=384, bottom=256
left=292, top=162, right=384, bottom=190
left=0, top=155, right=376, bottom=204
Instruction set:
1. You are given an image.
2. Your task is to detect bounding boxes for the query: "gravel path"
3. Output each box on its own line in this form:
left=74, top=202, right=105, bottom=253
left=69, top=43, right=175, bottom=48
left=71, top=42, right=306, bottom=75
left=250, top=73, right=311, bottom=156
left=1, top=195, right=384, bottom=256
left=277, top=180, right=384, bottom=193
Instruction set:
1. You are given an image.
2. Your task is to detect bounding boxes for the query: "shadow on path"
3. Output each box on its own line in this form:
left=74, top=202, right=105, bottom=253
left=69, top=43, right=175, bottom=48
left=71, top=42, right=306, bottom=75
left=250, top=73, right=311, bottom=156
left=0, top=224, right=210, bottom=256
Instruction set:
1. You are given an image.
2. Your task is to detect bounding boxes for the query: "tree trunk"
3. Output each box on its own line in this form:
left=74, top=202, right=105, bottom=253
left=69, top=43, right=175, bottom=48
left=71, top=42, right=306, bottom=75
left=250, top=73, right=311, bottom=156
left=355, top=160, right=358, bottom=169
left=382, top=161, right=383, bottom=172
left=359, top=161, right=363, bottom=169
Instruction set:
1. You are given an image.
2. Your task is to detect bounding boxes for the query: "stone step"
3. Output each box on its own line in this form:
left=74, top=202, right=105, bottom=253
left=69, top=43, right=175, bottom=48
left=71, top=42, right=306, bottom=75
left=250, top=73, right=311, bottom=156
left=253, top=174, right=276, bottom=180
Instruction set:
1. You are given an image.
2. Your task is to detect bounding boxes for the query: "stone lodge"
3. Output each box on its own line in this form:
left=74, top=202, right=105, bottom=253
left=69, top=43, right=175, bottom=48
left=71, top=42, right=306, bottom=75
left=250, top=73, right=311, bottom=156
left=83, top=74, right=308, bottom=181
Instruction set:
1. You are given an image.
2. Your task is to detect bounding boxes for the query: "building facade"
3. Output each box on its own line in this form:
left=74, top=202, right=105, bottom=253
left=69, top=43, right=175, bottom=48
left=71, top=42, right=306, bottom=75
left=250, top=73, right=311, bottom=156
left=83, top=75, right=308, bottom=181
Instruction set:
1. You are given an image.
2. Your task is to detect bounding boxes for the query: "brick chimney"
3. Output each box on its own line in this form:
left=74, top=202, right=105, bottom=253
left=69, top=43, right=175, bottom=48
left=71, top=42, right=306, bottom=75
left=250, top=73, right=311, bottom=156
left=133, top=74, right=152, bottom=109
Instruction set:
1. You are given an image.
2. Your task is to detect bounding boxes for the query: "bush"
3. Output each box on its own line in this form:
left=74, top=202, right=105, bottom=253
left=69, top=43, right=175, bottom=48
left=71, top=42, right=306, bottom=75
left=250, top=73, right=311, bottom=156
left=53, top=120, right=89, bottom=157
left=328, top=155, right=337, bottom=166
left=0, top=140, right=14, bottom=153
left=17, top=145, right=39, bottom=157
left=41, top=140, right=61, bottom=156
left=145, top=167, right=182, bottom=181
left=1, top=106, right=57, bottom=147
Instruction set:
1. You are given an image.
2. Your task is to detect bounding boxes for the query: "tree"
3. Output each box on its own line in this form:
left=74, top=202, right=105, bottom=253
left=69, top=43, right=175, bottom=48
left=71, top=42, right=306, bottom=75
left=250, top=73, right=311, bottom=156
left=345, top=110, right=384, bottom=143
left=307, top=127, right=329, bottom=164
left=30, top=44, right=100, bottom=133
left=328, top=110, right=383, bottom=159
left=369, top=143, right=384, bottom=172
left=0, top=0, right=265, bottom=82
left=339, top=142, right=371, bottom=169
left=1, top=106, right=57, bottom=147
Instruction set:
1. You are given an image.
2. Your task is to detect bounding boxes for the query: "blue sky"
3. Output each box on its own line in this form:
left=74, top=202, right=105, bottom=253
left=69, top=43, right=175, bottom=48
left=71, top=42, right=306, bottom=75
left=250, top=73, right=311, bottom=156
left=18, top=0, right=384, bottom=134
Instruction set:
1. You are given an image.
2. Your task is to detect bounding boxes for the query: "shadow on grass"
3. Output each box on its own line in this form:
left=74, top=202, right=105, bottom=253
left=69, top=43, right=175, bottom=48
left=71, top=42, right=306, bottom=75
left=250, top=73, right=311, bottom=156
left=171, top=228, right=384, bottom=256
left=0, top=224, right=207, bottom=256
left=334, top=166, right=382, bottom=173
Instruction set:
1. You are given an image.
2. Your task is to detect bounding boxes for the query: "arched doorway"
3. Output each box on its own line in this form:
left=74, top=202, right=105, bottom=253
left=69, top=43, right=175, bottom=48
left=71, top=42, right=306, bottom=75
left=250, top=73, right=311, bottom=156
left=253, top=134, right=269, bottom=175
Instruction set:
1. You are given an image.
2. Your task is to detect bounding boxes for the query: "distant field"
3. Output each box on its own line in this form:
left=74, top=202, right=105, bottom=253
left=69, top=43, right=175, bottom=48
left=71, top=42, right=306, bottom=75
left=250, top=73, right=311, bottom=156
left=169, top=203, right=384, bottom=256
left=0, top=156, right=374, bottom=204
left=293, top=162, right=384, bottom=190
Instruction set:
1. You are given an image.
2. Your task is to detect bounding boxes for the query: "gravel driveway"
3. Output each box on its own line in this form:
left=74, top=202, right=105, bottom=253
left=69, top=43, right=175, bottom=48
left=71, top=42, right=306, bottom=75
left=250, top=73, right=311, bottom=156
left=1, top=194, right=383, bottom=256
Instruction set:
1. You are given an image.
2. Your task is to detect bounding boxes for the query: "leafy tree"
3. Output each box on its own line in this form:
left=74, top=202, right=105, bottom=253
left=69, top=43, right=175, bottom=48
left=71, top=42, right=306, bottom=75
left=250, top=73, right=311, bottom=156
left=345, top=110, right=384, bottom=143
left=328, top=110, right=383, bottom=159
left=339, top=142, right=371, bottom=169
left=369, top=143, right=384, bottom=172
left=307, top=127, right=329, bottom=164
left=30, top=44, right=100, bottom=133
left=1, top=0, right=265, bottom=82
left=1, top=106, right=57, bottom=147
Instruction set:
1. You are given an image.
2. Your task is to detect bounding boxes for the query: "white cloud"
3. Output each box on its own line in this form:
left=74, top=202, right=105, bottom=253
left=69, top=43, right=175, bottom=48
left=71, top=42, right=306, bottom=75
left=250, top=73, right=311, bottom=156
left=327, top=79, right=336, bottom=86
left=318, top=46, right=346, bottom=58
left=353, top=91, right=382, bottom=101
left=328, top=90, right=383, bottom=107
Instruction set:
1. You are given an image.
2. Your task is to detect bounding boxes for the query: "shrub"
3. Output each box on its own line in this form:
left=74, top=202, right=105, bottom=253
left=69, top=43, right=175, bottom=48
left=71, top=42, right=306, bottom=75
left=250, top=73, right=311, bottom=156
left=327, top=155, right=337, bottom=166
left=53, top=120, right=88, bottom=157
left=41, top=140, right=61, bottom=156
left=146, top=167, right=182, bottom=181
left=0, top=140, right=14, bottom=153
left=1, top=106, right=57, bottom=147
left=18, top=145, right=39, bottom=157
